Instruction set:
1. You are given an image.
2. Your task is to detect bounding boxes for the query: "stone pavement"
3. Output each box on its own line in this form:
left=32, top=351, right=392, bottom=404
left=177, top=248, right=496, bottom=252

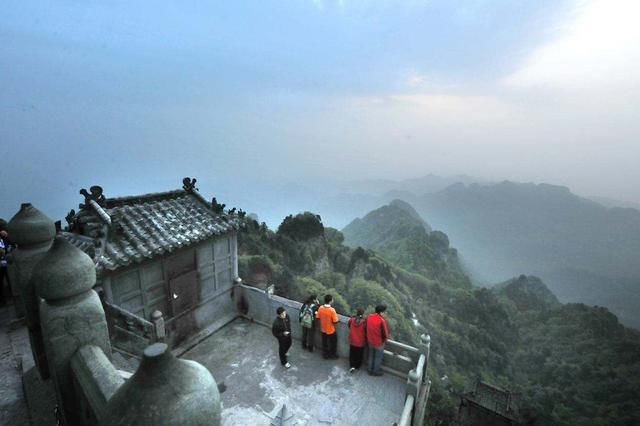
left=183, top=318, right=407, bottom=426
left=0, top=302, right=29, bottom=426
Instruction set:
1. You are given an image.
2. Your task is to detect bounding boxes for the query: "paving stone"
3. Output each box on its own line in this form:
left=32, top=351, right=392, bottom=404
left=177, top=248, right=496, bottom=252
left=0, top=304, right=30, bottom=425
left=183, top=317, right=406, bottom=426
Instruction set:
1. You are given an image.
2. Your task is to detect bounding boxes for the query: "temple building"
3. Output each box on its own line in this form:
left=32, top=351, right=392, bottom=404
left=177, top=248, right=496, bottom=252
left=62, top=178, right=240, bottom=353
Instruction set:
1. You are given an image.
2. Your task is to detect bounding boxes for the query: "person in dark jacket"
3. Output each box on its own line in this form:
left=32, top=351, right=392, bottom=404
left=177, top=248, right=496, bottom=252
left=0, top=230, right=12, bottom=305
left=348, top=307, right=366, bottom=373
left=272, top=306, right=293, bottom=368
left=299, top=294, right=319, bottom=352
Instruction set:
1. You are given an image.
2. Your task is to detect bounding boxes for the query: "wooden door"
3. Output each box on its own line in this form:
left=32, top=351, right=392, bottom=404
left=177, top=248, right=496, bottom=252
left=168, top=269, right=199, bottom=344
left=168, top=270, right=199, bottom=317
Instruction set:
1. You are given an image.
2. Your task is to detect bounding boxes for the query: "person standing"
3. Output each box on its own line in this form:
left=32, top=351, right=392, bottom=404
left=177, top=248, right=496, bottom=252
left=0, top=230, right=11, bottom=305
left=272, top=306, right=293, bottom=368
left=366, top=305, right=389, bottom=376
left=348, top=308, right=366, bottom=373
left=316, top=294, right=339, bottom=359
left=299, top=294, right=319, bottom=352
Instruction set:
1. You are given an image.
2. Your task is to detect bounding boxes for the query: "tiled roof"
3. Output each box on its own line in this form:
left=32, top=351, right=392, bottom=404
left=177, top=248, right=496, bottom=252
left=63, top=232, right=97, bottom=259
left=464, top=381, right=515, bottom=419
left=66, top=188, right=240, bottom=273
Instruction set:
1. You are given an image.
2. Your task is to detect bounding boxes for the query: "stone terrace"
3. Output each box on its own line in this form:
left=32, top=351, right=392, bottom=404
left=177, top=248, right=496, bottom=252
left=183, top=318, right=406, bottom=426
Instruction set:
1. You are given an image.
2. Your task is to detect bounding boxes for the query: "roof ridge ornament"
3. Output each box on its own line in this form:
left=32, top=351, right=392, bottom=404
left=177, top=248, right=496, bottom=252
left=65, top=209, right=76, bottom=231
left=182, top=177, right=198, bottom=193
left=80, top=186, right=112, bottom=226
left=80, top=186, right=107, bottom=206
left=211, top=197, right=225, bottom=214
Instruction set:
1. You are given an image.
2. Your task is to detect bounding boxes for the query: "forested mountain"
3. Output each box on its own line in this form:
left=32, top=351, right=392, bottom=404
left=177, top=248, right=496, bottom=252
left=237, top=210, right=640, bottom=425
left=342, top=200, right=467, bottom=286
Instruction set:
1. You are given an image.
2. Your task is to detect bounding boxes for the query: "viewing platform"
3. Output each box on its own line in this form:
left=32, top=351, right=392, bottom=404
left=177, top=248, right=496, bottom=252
left=184, top=317, right=407, bottom=425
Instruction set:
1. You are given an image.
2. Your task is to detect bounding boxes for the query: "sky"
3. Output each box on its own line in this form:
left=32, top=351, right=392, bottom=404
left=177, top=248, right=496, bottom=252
left=2, top=0, right=640, bottom=224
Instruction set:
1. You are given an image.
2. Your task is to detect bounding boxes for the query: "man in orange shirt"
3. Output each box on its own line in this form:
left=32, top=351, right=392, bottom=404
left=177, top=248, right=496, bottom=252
left=316, top=294, right=339, bottom=359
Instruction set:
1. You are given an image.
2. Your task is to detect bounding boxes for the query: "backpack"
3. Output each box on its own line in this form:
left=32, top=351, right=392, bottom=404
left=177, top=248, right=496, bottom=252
left=300, top=304, right=314, bottom=328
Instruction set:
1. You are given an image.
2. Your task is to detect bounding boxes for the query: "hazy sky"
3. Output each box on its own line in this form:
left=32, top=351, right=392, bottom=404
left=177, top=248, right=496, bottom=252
left=2, top=0, right=640, bottom=222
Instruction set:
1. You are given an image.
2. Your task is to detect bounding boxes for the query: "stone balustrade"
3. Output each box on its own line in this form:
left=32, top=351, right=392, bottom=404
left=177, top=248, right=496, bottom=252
left=103, top=300, right=156, bottom=357
left=70, top=345, right=125, bottom=423
left=234, top=281, right=432, bottom=425
left=12, top=202, right=222, bottom=426
left=235, top=281, right=430, bottom=377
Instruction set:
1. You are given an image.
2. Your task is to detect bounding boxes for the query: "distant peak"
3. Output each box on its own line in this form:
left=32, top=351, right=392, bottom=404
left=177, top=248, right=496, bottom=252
left=495, top=275, right=560, bottom=311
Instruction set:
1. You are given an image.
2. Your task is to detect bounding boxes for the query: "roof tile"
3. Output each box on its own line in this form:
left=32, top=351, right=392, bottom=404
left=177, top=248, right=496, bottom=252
left=68, top=190, right=239, bottom=273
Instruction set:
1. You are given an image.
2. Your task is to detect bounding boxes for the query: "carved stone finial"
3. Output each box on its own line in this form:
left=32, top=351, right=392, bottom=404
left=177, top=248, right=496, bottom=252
left=101, top=343, right=221, bottom=425
left=182, top=177, right=198, bottom=192
left=8, top=203, right=56, bottom=247
left=33, top=236, right=96, bottom=301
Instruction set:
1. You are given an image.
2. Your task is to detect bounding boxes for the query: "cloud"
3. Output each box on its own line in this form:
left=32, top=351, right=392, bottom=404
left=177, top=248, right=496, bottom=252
left=349, top=93, right=517, bottom=130
left=504, top=0, right=640, bottom=91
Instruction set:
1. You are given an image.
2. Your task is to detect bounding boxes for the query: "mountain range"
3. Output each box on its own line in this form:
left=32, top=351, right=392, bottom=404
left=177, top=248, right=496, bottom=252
left=411, top=181, right=640, bottom=328
left=286, top=177, right=639, bottom=329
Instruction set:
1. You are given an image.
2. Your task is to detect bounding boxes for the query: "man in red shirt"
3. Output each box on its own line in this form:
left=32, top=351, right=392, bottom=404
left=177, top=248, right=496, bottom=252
left=366, top=305, right=389, bottom=376
left=316, top=294, right=339, bottom=359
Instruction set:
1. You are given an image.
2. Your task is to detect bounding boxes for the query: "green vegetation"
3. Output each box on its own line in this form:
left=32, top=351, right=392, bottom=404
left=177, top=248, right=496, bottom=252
left=342, top=200, right=470, bottom=289
left=238, top=206, right=640, bottom=425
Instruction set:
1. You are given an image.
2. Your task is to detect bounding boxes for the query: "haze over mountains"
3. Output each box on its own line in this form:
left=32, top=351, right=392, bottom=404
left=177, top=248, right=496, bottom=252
left=272, top=174, right=640, bottom=329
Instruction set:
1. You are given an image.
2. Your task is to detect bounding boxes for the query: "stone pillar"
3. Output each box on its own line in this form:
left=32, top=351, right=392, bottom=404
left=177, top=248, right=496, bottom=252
left=100, top=342, right=221, bottom=425
left=419, top=334, right=431, bottom=373
left=406, top=369, right=420, bottom=398
left=233, top=277, right=249, bottom=315
left=8, top=203, right=56, bottom=378
left=232, top=232, right=239, bottom=278
left=34, top=236, right=111, bottom=426
left=151, top=310, right=166, bottom=342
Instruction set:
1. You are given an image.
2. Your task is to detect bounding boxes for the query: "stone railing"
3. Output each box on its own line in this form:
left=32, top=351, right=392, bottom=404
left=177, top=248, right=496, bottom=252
left=235, top=281, right=432, bottom=424
left=103, top=300, right=160, bottom=357
left=70, top=345, right=125, bottom=424
left=38, top=237, right=220, bottom=426
left=9, top=203, right=222, bottom=426
left=398, top=336, right=432, bottom=426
